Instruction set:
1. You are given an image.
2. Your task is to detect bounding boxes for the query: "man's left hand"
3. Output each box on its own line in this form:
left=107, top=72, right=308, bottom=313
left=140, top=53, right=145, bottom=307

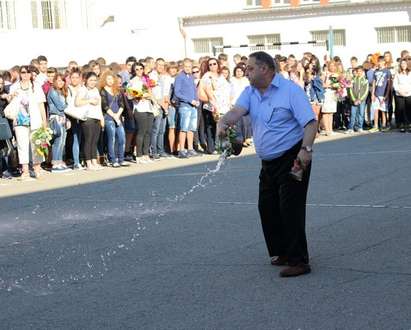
left=296, top=149, right=312, bottom=170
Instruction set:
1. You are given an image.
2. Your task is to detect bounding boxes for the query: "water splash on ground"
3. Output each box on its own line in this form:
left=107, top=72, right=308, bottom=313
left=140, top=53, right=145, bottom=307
left=0, top=151, right=230, bottom=295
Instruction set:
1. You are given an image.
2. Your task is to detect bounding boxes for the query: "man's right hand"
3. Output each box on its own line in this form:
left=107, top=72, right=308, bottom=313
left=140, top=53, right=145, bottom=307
left=216, top=119, right=229, bottom=138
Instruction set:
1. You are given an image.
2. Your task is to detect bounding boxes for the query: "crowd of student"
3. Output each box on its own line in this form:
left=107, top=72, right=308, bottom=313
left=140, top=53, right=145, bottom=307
left=0, top=49, right=410, bottom=181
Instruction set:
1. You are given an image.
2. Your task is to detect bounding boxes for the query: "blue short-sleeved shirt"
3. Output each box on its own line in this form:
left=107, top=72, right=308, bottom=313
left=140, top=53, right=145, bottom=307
left=235, top=74, right=315, bottom=161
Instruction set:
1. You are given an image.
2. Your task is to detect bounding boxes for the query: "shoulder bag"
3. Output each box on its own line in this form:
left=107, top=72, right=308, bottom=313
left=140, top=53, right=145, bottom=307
left=4, top=97, right=19, bottom=120
left=0, top=116, right=12, bottom=140
left=64, top=88, right=88, bottom=121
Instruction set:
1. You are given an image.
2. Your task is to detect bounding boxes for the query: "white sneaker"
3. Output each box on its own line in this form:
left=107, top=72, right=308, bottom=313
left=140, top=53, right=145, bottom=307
left=345, top=129, right=354, bottom=134
left=73, top=164, right=85, bottom=170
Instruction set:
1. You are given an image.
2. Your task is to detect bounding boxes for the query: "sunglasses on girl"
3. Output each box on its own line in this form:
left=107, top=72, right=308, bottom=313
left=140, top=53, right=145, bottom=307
left=208, top=62, right=218, bottom=67
left=192, top=70, right=200, bottom=74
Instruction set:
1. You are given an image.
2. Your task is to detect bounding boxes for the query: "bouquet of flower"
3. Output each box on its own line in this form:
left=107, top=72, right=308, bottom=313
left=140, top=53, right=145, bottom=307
left=216, top=126, right=242, bottom=157
left=146, top=78, right=157, bottom=89
left=31, top=127, right=53, bottom=157
left=329, top=75, right=349, bottom=99
left=127, top=80, right=149, bottom=99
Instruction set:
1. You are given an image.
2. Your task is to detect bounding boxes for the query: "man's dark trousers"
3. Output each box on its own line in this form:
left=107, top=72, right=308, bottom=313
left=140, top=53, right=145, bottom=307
left=258, top=141, right=311, bottom=265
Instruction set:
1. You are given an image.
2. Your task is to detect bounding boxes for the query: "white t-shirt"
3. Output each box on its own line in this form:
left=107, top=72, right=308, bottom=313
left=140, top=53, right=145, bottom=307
left=230, top=77, right=249, bottom=105
left=149, top=70, right=162, bottom=102
left=201, top=73, right=231, bottom=114
left=160, top=74, right=174, bottom=100
left=128, top=77, right=153, bottom=113
left=393, top=72, right=411, bottom=97
left=67, top=85, right=81, bottom=106
left=36, top=73, right=48, bottom=87
left=77, top=86, right=102, bottom=120
left=10, top=81, right=46, bottom=130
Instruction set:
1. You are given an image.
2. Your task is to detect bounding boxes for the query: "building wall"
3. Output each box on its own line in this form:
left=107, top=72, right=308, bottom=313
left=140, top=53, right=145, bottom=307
left=1, top=0, right=410, bottom=69
left=184, top=9, right=411, bottom=66
left=183, top=1, right=411, bottom=66
left=0, top=0, right=243, bottom=69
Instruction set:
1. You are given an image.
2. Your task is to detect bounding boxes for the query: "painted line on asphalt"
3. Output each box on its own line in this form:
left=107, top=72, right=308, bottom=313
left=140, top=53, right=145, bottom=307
left=316, top=149, right=411, bottom=157
left=214, top=201, right=411, bottom=210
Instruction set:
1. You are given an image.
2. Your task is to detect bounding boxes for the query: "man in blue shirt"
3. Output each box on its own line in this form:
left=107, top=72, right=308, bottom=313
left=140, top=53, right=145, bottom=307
left=174, top=58, right=200, bottom=158
left=217, top=51, right=318, bottom=277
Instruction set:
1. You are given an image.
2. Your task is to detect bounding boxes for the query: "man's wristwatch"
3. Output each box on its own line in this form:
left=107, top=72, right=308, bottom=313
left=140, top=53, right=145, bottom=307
left=301, top=145, right=313, bottom=153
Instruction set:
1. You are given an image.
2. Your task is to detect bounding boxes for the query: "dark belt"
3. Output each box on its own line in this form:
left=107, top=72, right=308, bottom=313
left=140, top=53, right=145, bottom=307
left=261, top=140, right=302, bottom=167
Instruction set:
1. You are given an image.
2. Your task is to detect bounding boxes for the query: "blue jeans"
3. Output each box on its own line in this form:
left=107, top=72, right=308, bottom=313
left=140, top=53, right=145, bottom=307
left=105, top=120, right=126, bottom=163
left=71, top=119, right=82, bottom=166
left=349, top=102, right=366, bottom=130
left=150, top=110, right=167, bottom=155
left=51, top=118, right=67, bottom=161
left=179, top=103, right=198, bottom=132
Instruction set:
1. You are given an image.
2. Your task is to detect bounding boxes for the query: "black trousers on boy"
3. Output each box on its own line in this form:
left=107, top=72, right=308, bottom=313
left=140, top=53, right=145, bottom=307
left=258, top=141, right=311, bottom=265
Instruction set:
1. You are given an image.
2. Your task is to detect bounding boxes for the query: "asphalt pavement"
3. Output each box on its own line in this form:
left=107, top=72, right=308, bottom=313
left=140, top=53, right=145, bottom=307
left=0, top=132, right=410, bottom=330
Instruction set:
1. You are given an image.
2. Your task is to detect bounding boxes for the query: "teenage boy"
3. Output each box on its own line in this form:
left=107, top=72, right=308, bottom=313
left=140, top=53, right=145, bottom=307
left=370, top=56, right=392, bottom=132
left=36, top=55, right=48, bottom=86
left=346, top=56, right=358, bottom=80
left=347, top=67, right=369, bottom=133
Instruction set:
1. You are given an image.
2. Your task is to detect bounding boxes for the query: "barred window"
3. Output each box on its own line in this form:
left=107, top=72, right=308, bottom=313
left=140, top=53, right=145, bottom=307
left=376, top=26, right=411, bottom=43
left=192, top=37, right=223, bottom=54
left=31, top=0, right=66, bottom=29
left=311, top=29, right=345, bottom=46
left=248, top=34, right=281, bottom=51
left=0, top=1, right=16, bottom=30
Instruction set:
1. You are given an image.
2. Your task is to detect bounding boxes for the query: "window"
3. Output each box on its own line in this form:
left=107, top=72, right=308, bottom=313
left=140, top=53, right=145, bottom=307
left=192, top=37, right=223, bottom=54
left=31, top=0, right=66, bottom=29
left=0, top=1, right=16, bottom=30
left=246, top=0, right=262, bottom=5
left=376, top=26, right=411, bottom=43
left=311, top=29, right=346, bottom=46
left=248, top=34, right=281, bottom=51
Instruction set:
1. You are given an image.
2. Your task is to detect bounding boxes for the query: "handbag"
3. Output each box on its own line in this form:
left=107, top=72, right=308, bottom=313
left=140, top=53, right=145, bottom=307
left=0, top=117, right=12, bottom=140
left=64, top=87, right=89, bottom=121
left=4, top=97, right=19, bottom=120
left=64, top=104, right=88, bottom=121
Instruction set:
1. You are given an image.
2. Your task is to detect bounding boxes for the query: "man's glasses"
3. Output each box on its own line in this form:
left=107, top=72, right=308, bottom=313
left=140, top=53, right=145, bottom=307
left=208, top=62, right=218, bottom=67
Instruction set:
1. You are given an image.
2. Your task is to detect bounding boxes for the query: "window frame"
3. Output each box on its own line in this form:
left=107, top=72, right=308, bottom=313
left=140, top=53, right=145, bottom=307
left=31, top=0, right=66, bottom=30
left=247, top=33, right=281, bottom=51
left=192, top=37, right=224, bottom=54
left=376, top=25, right=411, bottom=44
left=0, top=0, right=16, bottom=30
left=310, top=29, right=346, bottom=47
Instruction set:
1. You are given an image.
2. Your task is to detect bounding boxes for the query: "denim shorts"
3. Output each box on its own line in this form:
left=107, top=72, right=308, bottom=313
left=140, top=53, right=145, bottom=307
left=178, top=104, right=197, bottom=132
left=167, top=106, right=177, bottom=129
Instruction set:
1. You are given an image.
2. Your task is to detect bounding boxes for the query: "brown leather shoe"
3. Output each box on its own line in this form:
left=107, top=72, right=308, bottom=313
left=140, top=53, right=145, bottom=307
left=270, top=256, right=288, bottom=266
left=279, top=263, right=311, bottom=277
